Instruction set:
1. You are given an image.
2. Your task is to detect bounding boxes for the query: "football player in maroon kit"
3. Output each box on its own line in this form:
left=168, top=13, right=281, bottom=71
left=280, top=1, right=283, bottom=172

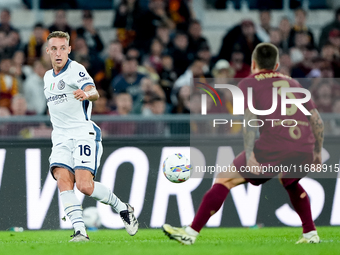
left=163, top=43, right=324, bottom=244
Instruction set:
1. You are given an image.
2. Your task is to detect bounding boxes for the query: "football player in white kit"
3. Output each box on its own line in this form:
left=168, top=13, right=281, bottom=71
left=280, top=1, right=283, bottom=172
left=44, top=31, right=138, bottom=242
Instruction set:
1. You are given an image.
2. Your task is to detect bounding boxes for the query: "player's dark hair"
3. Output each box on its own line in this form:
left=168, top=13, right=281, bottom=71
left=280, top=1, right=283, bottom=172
left=252, top=43, right=279, bottom=70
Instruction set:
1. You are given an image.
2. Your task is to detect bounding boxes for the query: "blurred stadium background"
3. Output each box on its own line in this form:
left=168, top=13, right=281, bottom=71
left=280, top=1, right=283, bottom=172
left=0, top=0, right=340, bottom=232
left=0, top=0, right=340, bottom=138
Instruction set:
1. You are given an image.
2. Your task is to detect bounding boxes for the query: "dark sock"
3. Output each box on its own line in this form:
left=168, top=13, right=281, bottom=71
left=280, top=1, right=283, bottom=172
left=285, top=182, right=316, bottom=233
left=191, top=183, right=230, bottom=233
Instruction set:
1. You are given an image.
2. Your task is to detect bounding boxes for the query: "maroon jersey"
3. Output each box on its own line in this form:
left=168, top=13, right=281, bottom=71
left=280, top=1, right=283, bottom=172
left=238, top=70, right=316, bottom=153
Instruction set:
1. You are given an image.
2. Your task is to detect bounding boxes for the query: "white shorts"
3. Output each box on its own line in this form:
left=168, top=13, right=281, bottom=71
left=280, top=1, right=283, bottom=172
left=49, top=138, right=103, bottom=179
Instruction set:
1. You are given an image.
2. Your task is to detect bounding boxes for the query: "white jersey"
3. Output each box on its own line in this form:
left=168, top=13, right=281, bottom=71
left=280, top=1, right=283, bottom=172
left=44, top=59, right=101, bottom=144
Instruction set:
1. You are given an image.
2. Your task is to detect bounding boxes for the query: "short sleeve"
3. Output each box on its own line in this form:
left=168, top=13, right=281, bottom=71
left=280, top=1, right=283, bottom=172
left=71, top=62, right=95, bottom=90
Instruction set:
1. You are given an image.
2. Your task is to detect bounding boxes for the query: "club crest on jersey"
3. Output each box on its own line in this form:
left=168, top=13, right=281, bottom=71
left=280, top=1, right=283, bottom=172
left=79, top=72, right=85, bottom=77
left=58, top=79, right=65, bottom=90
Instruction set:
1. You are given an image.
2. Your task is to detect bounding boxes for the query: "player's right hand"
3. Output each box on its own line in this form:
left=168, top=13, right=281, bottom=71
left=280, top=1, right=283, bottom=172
left=73, top=89, right=89, bottom=101
left=247, top=152, right=262, bottom=175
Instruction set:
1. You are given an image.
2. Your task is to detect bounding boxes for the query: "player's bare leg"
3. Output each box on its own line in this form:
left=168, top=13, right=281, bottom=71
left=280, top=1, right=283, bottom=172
left=75, top=170, right=138, bottom=236
left=54, top=167, right=89, bottom=242
left=163, top=164, right=245, bottom=245
left=54, top=168, right=75, bottom=192
left=281, top=179, right=320, bottom=244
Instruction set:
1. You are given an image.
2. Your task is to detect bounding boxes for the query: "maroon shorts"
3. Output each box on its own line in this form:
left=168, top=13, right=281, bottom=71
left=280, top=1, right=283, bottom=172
left=233, top=148, right=313, bottom=187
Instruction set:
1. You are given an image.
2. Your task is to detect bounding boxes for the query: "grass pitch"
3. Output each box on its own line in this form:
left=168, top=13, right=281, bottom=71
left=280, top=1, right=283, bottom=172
left=0, top=227, right=339, bottom=255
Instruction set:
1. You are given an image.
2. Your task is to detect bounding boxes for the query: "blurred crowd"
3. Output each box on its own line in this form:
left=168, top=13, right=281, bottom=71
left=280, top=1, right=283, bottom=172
left=0, top=0, right=340, bottom=135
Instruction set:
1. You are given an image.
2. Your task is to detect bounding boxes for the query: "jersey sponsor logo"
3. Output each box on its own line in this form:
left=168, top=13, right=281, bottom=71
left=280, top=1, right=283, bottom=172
left=81, top=160, right=91, bottom=163
left=77, top=77, right=90, bottom=83
left=47, top=94, right=68, bottom=105
left=57, top=79, right=65, bottom=90
left=79, top=72, right=85, bottom=77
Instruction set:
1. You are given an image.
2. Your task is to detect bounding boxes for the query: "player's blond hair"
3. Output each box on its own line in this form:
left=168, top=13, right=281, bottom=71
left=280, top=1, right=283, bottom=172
left=47, top=31, right=70, bottom=43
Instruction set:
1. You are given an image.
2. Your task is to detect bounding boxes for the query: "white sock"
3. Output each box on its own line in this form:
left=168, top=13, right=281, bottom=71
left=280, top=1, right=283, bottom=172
left=303, top=230, right=317, bottom=239
left=185, top=226, right=199, bottom=236
left=90, top=182, right=127, bottom=213
left=60, top=190, right=87, bottom=236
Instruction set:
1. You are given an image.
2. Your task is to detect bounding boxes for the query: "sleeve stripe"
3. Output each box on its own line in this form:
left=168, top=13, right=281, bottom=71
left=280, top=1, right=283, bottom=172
left=81, top=83, right=95, bottom=90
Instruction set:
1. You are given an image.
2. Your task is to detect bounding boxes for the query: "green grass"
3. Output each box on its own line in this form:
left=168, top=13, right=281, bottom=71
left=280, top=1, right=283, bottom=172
left=0, top=227, right=339, bottom=255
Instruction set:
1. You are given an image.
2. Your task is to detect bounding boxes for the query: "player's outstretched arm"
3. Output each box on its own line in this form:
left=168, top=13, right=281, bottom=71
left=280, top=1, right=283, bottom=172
left=308, top=109, right=324, bottom=164
left=243, top=108, right=260, bottom=173
left=73, top=85, right=99, bottom=102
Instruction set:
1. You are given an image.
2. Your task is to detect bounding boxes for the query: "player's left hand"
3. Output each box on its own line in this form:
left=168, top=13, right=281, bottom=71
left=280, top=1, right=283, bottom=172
left=73, top=89, right=89, bottom=101
left=247, top=152, right=262, bottom=175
